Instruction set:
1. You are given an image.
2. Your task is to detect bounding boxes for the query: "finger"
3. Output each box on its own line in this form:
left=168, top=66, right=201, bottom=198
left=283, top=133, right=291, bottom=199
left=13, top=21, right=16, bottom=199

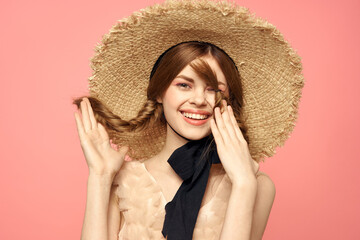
left=214, top=105, right=231, bottom=145
left=84, top=98, right=98, bottom=129
left=110, top=139, right=117, bottom=150
left=97, top=122, right=109, bottom=141
left=210, top=118, right=224, bottom=147
left=74, top=112, right=85, bottom=142
left=80, top=98, right=91, bottom=131
left=220, top=100, right=237, bottom=141
left=227, top=105, right=246, bottom=143
left=124, top=155, right=132, bottom=162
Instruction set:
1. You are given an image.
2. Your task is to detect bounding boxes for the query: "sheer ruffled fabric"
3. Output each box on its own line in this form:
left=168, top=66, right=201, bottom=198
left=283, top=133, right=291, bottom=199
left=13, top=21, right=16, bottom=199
left=113, top=160, right=232, bottom=240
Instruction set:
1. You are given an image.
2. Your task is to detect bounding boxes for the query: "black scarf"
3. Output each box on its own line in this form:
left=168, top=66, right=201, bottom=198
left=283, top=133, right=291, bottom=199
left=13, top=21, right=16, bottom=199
left=161, top=134, right=221, bottom=239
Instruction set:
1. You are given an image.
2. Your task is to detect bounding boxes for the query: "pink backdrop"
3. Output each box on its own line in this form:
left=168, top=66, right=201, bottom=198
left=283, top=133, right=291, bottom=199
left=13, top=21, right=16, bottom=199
left=1, top=0, right=359, bottom=239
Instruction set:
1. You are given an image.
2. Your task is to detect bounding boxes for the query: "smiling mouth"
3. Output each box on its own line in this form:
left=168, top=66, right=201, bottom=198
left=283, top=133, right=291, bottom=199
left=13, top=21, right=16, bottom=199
left=180, top=111, right=210, bottom=120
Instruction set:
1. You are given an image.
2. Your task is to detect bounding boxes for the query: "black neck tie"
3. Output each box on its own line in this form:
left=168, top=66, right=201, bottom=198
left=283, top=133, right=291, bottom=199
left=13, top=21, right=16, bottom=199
left=161, top=134, right=221, bottom=240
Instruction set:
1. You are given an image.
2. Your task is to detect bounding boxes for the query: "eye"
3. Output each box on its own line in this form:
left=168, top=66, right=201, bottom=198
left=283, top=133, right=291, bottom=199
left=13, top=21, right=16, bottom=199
left=176, top=83, right=190, bottom=89
left=206, top=87, right=224, bottom=93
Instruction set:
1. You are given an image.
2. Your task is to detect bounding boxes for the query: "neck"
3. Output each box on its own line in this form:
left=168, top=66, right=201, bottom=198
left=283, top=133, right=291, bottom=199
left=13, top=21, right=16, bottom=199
left=156, top=124, right=189, bottom=165
left=142, top=123, right=188, bottom=180
left=145, top=122, right=211, bottom=174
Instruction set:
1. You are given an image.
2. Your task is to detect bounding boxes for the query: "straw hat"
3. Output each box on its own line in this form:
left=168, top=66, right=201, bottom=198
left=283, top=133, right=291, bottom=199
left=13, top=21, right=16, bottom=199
left=88, top=0, right=304, bottom=162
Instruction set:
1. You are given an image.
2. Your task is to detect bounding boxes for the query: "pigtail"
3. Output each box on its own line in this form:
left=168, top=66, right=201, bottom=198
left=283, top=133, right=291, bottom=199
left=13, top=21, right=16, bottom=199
left=72, top=96, right=164, bottom=134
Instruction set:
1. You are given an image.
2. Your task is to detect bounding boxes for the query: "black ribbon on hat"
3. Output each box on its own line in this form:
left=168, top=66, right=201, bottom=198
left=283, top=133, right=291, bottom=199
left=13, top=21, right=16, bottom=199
left=161, top=134, right=221, bottom=240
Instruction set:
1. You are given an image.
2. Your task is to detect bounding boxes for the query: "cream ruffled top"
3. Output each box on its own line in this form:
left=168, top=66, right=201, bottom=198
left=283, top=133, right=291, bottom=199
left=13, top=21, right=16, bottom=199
left=112, top=160, right=233, bottom=240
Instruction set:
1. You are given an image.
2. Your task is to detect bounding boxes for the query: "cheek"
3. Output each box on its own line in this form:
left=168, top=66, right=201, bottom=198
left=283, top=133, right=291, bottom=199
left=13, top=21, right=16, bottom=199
left=205, top=94, right=216, bottom=107
left=162, top=90, right=183, bottom=111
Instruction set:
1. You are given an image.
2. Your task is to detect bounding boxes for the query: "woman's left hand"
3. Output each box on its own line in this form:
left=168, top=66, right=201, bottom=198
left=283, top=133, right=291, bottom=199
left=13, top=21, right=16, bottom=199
left=210, top=100, right=259, bottom=186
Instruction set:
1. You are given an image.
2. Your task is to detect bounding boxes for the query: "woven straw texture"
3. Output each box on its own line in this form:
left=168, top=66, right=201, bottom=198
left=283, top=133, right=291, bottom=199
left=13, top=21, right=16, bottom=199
left=88, top=0, right=304, bottom=162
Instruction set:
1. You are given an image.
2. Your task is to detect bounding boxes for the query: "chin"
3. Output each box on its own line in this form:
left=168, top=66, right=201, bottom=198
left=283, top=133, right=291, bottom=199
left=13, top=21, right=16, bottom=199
left=182, top=130, right=212, bottom=141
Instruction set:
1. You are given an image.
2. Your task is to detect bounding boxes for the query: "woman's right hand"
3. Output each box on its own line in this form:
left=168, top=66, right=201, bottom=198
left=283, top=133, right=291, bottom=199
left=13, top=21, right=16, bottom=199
left=74, top=97, right=129, bottom=177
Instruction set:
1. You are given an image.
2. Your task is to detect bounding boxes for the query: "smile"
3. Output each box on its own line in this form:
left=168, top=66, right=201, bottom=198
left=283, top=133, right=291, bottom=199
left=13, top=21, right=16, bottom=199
left=181, top=111, right=209, bottom=120
left=180, top=111, right=211, bottom=126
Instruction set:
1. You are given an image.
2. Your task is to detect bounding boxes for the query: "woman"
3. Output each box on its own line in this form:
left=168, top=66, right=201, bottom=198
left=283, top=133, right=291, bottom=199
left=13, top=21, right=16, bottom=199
left=73, top=1, right=304, bottom=240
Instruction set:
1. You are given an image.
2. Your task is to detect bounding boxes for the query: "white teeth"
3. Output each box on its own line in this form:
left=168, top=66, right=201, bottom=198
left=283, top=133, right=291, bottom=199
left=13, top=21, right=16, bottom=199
left=181, top=112, right=208, bottom=120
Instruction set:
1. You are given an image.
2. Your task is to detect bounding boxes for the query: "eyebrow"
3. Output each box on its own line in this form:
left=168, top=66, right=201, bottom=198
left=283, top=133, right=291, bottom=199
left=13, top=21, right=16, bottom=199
left=175, top=75, right=226, bottom=86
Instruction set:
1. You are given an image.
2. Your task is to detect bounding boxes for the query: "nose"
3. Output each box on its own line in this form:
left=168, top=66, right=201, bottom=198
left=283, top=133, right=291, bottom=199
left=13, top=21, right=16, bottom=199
left=189, top=89, right=207, bottom=106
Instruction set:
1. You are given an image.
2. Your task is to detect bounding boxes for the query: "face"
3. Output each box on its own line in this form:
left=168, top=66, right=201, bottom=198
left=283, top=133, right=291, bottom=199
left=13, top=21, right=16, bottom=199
left=157, top=55, right=230, bottom=140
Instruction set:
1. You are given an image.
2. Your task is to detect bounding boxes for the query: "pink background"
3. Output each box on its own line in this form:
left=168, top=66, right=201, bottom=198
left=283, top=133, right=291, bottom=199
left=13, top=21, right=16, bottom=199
left=1, top=0, right=359, bottom=239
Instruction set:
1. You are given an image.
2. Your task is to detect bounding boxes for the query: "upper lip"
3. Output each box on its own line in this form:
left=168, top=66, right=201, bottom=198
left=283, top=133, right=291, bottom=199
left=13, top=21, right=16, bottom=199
left=180, top=109, right=212, bottom=116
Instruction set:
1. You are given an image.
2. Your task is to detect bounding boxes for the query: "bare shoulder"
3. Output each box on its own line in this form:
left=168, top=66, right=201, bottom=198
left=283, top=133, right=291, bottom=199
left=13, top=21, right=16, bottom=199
left=256, top=171, right=276, bottom=197
left=250, top=171, right=276, bottom=240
